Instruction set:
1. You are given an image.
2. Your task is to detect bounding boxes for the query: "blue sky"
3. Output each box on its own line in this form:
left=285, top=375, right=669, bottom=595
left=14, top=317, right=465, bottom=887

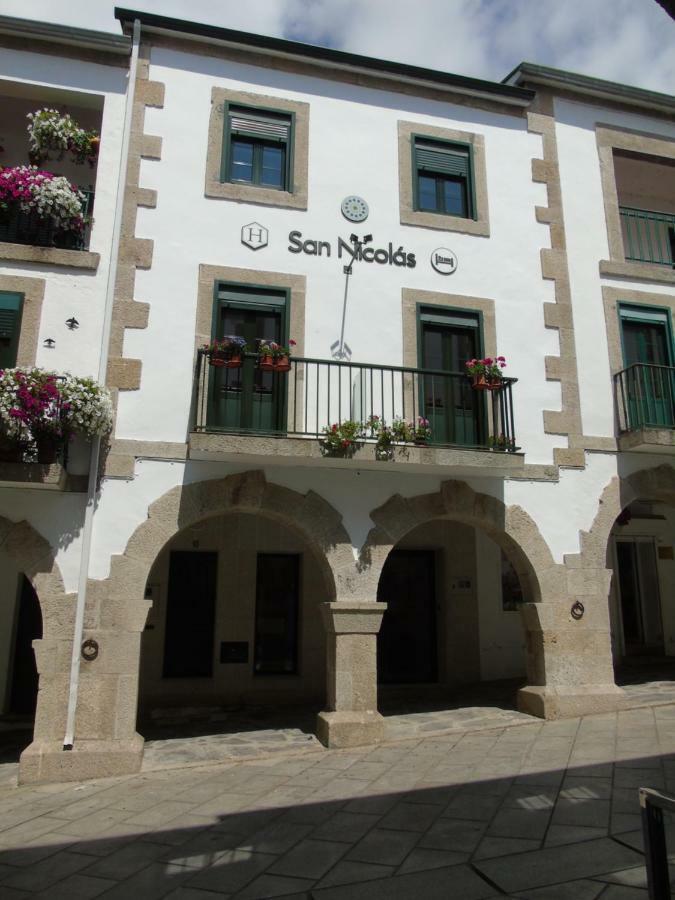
left=0, top=0, right=673, bottom=93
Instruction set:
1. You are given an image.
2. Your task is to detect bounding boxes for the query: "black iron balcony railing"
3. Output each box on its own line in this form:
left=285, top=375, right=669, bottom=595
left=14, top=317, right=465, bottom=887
left=193, top=350, right=519, bottom=452
left=0, top=187, right=94, bottom=252
left=614, top=363, right=675, bottom=433
left=620, top=205, right=675, bottom=268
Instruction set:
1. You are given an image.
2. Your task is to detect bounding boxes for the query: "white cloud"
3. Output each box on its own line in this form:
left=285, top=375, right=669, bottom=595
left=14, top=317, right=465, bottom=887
left=0, top=0, right=672, bottom=93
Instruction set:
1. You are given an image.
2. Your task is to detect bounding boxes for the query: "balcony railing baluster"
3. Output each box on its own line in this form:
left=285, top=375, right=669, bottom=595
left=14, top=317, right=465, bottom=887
left=193, top=350, right=519, bottom=452
left=614, top=363, right=675, bottom=432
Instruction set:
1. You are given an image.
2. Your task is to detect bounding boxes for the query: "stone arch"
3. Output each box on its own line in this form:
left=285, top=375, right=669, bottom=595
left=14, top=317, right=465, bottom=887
left=571, top=464, right=675, bottom=570
left=106, top=470, right=356, bottom=625
left=0, top=516, right=69, bottom=635
left=360, top=478, right=562, bottom=605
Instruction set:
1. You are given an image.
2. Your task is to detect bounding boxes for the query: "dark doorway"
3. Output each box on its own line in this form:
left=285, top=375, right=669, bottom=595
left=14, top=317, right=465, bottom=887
left=377, top=549, right=437, bottom=684
left=163, top=551, right=217, bottom=678
left=9, top=575, right=42, bottom=714
left=254, top=553, right=300, bottom=675
left=615, top=538, right=664, bottom=656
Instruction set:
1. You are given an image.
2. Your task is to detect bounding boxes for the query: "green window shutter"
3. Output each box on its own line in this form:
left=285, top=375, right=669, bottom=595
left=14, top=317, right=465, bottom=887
left=0, top=292, right=23, bottom=369
left=229, top=107, right=291, bottom=143
left=414, top=140, right=470, bottom=178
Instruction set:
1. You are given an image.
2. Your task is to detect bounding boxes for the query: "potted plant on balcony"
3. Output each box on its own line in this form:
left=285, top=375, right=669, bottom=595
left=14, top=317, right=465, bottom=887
left=0, top=165, right=87, bottom=247
left=59, top=374, right=113, bottom=439
left=257, top=339, right=296, bottom=372
left=488, top=433, right=516, bottom=452
left=412, top=416, right=432, bottom=445
left=320, top=420, right=364, bottom=457
left=27, top=108, right=100, bottom=167
left=465, top=356, right=507, bottom=390
left=204, top=336, right=247, bottom=368
left=0, top=369, right=62, bottom=463
left=365, top=415, right=396, bottom=460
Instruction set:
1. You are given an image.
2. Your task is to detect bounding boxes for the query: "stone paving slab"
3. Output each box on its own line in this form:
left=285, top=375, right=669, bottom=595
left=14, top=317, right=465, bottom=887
left=2, top=705, right=675, bottom=897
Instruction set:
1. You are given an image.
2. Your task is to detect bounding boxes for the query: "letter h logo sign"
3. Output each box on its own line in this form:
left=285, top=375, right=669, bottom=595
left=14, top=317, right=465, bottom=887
left=241, top=222, right=269, bottom=250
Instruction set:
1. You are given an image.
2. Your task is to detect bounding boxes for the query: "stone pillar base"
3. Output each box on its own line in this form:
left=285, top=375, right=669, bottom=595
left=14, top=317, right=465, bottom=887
left=316, top=710, right=385, bottom=749
left=518, top=684, right=626, bottom=720
left=19, top=734, right=144, bottom=785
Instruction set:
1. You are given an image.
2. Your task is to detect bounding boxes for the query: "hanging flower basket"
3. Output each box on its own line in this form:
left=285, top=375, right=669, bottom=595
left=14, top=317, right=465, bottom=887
left=203, top=336, right=247, bottom=369
left=257, top=339, right=296, bottom=373
left=27, top=108, right=100, bottom=167
left=466, top=356, right=508, bottom=390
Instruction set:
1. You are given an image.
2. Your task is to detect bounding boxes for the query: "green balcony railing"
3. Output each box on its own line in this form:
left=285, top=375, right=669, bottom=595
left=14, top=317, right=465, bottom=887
left=620, top=206, right=675, bottom=268
left=614, top=363, right=675, bottom=433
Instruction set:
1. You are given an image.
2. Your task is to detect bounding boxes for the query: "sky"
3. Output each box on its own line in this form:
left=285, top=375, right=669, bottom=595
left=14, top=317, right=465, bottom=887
left=0, top=0, right=673, bottom=94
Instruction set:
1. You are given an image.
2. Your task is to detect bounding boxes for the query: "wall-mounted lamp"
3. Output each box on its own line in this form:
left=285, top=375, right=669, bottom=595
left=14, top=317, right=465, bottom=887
left=43, top=338, right=55, bottom=348
left=65, top=317, right=79, bottom=330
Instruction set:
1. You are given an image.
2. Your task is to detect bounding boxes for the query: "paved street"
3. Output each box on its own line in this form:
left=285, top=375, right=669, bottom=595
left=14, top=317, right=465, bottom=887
left=1, top=702, right=675, bottom=898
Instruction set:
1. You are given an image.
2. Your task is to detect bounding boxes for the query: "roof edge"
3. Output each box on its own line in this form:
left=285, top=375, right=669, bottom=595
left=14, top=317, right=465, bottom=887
left=0, top=14, right=130, bottom=55
left=504, top=62, right=675, bottom=115
left=114, top=7, right=534, bottom=107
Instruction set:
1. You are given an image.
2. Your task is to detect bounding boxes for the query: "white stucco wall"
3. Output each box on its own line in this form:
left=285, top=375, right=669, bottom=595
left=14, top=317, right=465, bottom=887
left=117, top=46, right=562, bottom=465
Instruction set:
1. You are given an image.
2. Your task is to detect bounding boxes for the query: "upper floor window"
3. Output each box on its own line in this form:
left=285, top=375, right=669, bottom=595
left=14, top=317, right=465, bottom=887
left=224, top=106, right=292, bottom=191
left=397, top=121, right=489, bottom=236
left=413, top=138, right=473, bottom=219
left=206, top=88, right=309, bottom=210
left=0, top=291, right=23, bottom=369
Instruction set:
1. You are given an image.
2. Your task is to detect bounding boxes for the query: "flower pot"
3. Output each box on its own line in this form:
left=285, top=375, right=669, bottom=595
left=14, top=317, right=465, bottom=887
left=471, top=374, right=489, bottom=390
left=259, top=354, right=276, bottom=371
left=274, top=355, right=291, bottom=373
left=487, top=378, right=503, bottom=391
left=35, top=433, right=59, bottom=464
left=209, top=352, right=242, bottom=368
left=414, top=439, right=429, bottom=447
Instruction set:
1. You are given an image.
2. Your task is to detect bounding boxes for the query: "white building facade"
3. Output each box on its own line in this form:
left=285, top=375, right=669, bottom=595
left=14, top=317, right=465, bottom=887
left=0, top=10, right=673, bottom=783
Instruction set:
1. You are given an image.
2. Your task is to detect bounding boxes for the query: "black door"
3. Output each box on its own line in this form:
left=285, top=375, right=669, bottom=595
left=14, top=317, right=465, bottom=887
left=9, top=576, right=42, bottom=715
left=377, top=550, right=437, bottom=684
left=419, top=311, right=483, bottom=446
left=254, top=554, right=300, bottom=674
left=207, top=289, right=287, bottom=434
left=615, top=539, right=664, bottom=655
left=163, top=551, right=217, bottom=678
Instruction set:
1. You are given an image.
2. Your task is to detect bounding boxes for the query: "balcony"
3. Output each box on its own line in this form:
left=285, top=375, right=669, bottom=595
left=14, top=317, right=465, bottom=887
left=614, top=363, right=675, bottom=452
left=189, top=351, right=524, bottom=476
left=0, top=189, right=94, bottom=252
left=620, top=206, right=675, bottom=269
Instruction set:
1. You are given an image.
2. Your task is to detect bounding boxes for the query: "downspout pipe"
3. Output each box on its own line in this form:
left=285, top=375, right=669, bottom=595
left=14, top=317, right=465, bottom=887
left=63, top=18, right=141, bottom=750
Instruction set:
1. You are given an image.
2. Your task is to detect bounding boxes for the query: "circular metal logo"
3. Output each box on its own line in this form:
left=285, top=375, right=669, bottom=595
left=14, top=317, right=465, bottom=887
left=431, top=248, right=458, bottom=275
left=341, top=195, right=369, bottom=223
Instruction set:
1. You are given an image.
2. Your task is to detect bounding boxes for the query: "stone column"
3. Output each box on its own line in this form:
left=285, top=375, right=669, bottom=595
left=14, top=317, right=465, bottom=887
left=517, top=565, right=625, bottom=718
left=316, top=602, right=385, bottom=748
left=20, top=591, right=151, bottom=784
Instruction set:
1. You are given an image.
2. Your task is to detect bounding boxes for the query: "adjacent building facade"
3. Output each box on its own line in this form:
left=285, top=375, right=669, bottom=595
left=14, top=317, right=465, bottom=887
left=0, top=9, right=673, bottom=784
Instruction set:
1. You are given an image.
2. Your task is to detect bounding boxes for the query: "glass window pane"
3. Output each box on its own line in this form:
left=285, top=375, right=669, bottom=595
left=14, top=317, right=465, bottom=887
left=443, top=178, right=467, bottom=217
left=231, top=140, right=254, bottom=182
left=418, top=175, right=438, bottom=211
left=260, top=145, right=285, bottom=188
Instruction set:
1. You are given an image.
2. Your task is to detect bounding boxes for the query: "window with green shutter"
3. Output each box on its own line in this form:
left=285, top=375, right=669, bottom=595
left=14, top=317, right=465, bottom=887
left=221, top=104, right=294, bottom=191
left=413, top=136, right=474, bottom=219
left=0, top=292, right=23, bottom=369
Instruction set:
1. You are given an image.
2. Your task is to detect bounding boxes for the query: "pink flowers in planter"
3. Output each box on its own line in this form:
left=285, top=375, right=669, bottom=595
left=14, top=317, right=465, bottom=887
left=0, top=165, right=86, bottom=232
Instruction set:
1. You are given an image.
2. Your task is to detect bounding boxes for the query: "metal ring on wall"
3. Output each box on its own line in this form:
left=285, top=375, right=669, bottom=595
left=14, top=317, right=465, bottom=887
left=570, top=600, right=585, bottom=621
left=81, top=639, right=99, bottom=661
